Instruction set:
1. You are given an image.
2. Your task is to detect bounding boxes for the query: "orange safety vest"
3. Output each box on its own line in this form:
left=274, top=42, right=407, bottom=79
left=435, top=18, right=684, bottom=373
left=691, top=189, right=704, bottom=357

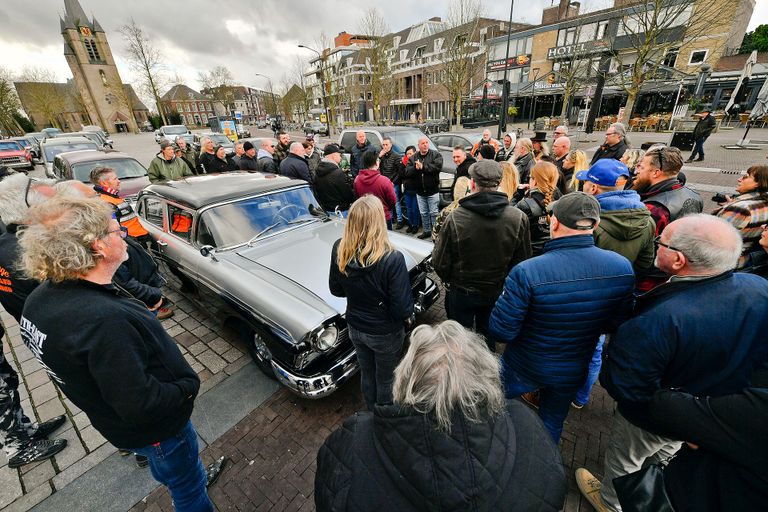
left=99, top=193, right=149, bottom=238
left=171, top=213, right=192, bottom=233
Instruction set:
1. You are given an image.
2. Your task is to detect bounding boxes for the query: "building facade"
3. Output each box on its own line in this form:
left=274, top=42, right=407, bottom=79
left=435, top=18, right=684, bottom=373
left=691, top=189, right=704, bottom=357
left=161, top=85, right=216, bottom=127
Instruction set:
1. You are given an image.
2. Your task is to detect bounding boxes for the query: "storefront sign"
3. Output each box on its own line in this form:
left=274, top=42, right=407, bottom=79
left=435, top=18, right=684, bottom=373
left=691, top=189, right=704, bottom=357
left=487, top=54, right=531, bottom=72
left=547, top=40, right=610, bottom=60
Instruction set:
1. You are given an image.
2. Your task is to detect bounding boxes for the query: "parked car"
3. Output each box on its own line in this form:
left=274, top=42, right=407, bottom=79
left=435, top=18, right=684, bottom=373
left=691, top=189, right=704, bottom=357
left=41, top=127, right=62, bottom=139
left=82, top=125, right=114, bottom=146
left=236, top=123, right=251, bottom=138
left=155, top=124, right=191, bottom=144
left=53, top=131, right=113, bottom=150
left=135, top=173, right=439, bottom=398
left=337, top=126, right=455, bottom=207
left=9, top=136, right=40, bottom=161
left=40, top=136, right=100, bottom=177
left=304, top=120, right=329, bottom=137
left=52, top=150, right=150, bottom=199
left=430, top=132, right=484, bottom=153
left=0, top=140, right=34, bottom=172
left=193, top=132, right=235, bottom=154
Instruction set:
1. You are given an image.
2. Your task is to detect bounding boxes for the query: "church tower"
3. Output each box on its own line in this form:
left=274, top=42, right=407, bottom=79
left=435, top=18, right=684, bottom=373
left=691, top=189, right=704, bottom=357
left=61, top=0, right=137, bottom=133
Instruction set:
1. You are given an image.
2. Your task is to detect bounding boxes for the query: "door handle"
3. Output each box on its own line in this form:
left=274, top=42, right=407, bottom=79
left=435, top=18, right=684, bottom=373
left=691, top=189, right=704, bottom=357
left=157, top=240, right=168, bottom=248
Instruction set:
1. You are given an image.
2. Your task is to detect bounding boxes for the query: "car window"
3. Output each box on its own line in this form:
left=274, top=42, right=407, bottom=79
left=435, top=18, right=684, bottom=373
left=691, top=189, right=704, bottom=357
left=384, top=130, right=437, bottom=154
left=139, top=197, right=165, bottom=228
left=432, top=135, right=449, bottom=149
left=0, top=141, right=22, bottom=151
left=43, top=143, right=99, bottom=161
left=163, top=125, right=188, bottom=135
left=71, top=158, right=147, bottom=182
left=197, top=217, right=217, bottom=247
left=53, top=157, right=66, bottom=178
left=209, top=134, right=231, bottom=145
left=339, top=132, right=356, bottom=152
left=168, top=205, right=193, bottom=241
left=364, top=132, right=381, bottom=152
left=200, top=186, right=320, bottom=248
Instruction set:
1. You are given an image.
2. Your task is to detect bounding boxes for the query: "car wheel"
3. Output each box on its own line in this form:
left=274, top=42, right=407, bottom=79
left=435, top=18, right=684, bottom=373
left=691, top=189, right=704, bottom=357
left=244, top=326, right=277, bottom=380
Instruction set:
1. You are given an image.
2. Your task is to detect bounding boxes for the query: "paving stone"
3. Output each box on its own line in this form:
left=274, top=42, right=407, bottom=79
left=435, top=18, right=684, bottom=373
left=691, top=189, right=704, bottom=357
left=224, top=356, right=251, bottom=376
left=52, top=443, right=117, bottom=491
left=208, top=337, right=231, bottom=356
left=24, top=370, right=50, bottom=390
left=188, top=341, right=207, bottom=356
left=30, top=382, right=58, bottom=406
left=20, top=460, right=55, bottom=490
left=190, top=362, right=205, bottom=374
left=164, top=324, right=186, bottom=338
left=79, top=425, right=107, bottom=452
left=191, top=325, right=211, bottom=338
left=221, top=347, right=244, bottom=363
left=4, top=481, right=52, bottom=512
left=19, top=357, right=40, bottom=374
left=14, top=345, right=35, bottom=364
left=53, top=425, right=88, bottom=471
left=178, top=317, right=201, bottom=331
left=62, top=398, right=81, bottom=416
left=35, top=398, right=65, bottom=422
left=0, top=465, right=23, bottom=508
left=72, top=412, right=91, bottom=431
left=196, top=350, right=227, bottom=374
left=174, top=332, right=198, bottom=348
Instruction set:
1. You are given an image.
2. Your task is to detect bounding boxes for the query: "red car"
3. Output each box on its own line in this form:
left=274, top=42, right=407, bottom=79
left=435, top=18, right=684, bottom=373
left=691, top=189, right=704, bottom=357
left=0, top=140, right=34, bottom=172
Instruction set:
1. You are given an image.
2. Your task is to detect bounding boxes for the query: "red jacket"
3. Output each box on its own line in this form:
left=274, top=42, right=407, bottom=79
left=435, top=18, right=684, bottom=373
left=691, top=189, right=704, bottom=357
left=354, top=169, right=397, bottom=220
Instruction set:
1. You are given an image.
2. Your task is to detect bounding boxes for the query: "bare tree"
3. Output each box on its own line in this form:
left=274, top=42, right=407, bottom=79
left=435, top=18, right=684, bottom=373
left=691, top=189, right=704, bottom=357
left=120, top=18, right=168, bottom=125
left=612, top=0, right=722, bottom=123
left=0, top=67, right=23, bottom=135
left=17, top=67, right=67, bottom=129
left=358, top=8, right=391, bottom=122
left=198, top=65, right=236, bottom=115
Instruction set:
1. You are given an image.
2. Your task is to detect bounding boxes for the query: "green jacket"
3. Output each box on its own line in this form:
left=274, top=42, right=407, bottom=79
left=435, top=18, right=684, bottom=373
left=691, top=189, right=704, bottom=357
left=148, top=154, right=193, bottom=183
left=594, top=208, right=655, bottom=271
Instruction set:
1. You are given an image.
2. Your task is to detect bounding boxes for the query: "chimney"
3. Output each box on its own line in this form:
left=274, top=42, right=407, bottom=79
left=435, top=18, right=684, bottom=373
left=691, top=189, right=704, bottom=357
left=542, top=0, right=580, bottom=24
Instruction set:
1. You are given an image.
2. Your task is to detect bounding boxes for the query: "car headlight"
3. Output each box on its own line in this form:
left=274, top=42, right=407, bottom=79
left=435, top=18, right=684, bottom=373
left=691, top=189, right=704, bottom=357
left=314, top=325, right=339, bottom=352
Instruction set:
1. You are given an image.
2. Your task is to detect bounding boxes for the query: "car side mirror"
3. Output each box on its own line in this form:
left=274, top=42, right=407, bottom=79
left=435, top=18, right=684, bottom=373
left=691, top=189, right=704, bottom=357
left=200, top=245, right=219, bottom=262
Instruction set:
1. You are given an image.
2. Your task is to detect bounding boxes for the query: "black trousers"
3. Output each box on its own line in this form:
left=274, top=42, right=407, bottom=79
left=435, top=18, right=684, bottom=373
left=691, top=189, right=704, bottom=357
left=445, top=287, right=498, bottom=352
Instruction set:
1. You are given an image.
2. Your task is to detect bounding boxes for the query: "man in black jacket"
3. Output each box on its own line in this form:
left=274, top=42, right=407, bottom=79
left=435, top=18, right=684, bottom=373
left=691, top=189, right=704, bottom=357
left=238, top=140, right=259, bottom=171
left=114, top=236, right=173, bottom=319
left=314, top=144, right=354, bottom=215
left=405, top=137, right=443, bottom=239
left=256, top=138, right=278, bottom=174
left=590, top=123, right=629, bottom=165
left=17, top=197, right=222, bottom=508
left=349, top=131, right=372, bottom=178
left=279, top=143, right=312, bottom=182
left=686, top=109, right=717, bottom=162
left=433, top=160, right=532, bottom=351
left=451, top=146, right=476, bottom=200
left=378, top=137, right=405, bottom=228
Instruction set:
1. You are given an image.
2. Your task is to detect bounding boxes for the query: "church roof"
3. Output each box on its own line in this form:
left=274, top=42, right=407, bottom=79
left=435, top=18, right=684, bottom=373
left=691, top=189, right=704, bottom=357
left=123, top=85, right=148, bottom=111
left=15, top=81, right=84, bottom=113
left=63, top=0, right=92, bottom=30
left=92, top=17, right=104, bottom=33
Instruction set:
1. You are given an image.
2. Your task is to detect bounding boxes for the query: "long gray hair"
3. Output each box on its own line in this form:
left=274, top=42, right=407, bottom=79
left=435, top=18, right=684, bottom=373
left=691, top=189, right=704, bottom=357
left=392, top=320, right=505, bottom=432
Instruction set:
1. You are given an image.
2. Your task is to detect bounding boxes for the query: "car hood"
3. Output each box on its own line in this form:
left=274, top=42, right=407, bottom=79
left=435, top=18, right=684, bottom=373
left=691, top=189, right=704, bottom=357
left=0, top=150, right=25, bottom=157
left=234, top=219, right=433, bottom=315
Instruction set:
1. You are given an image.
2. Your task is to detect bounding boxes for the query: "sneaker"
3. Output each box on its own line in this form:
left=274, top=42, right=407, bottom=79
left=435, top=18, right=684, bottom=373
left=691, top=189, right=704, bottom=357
left=206, top=456, right=227, bottom=487
left=418, top=231, right=432, bottom=239
left=571, top=401, right=585, bottom=409
left=8, top=439, right=67, bottom=468
left=30, top=415, right=67, bottom=440
left=575, top=468, right=609, bottom=512
left=520, top=391, right=540, bottom=410
left=157, top=306, right=174, bottom=320
left=135, top=454, right=149, bottom=468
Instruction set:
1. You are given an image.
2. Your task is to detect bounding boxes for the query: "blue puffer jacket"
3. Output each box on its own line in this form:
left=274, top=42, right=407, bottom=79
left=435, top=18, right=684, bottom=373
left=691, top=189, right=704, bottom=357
left=489, top=235, right=635, bottom=385
left=601, top=271, right=768, bottom=429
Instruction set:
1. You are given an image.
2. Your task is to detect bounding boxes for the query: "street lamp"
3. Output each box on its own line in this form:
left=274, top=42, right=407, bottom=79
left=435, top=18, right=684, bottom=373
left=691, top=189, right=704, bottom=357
left=497, top=0, right=516, bottom=140
left=527, top=67, right=540, bottom=130
left=254, top=73, right=277, bottom=121
left=298, top=44, right=332, bottom=135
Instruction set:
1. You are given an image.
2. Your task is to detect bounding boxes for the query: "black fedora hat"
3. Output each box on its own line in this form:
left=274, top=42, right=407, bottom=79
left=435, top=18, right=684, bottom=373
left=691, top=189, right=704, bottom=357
left=531, top=131, right=548, bottom=142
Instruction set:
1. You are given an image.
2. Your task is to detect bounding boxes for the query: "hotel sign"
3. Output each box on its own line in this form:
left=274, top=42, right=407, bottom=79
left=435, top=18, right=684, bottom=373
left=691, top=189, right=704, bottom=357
left=547, top=40, right=610, bottom=59
left=487, top=54, right=531, bottom=72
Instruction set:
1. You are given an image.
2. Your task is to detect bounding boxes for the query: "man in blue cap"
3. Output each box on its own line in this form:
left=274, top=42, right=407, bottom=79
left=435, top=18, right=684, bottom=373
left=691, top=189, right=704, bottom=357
left=571, top=159, right=656, bottom=411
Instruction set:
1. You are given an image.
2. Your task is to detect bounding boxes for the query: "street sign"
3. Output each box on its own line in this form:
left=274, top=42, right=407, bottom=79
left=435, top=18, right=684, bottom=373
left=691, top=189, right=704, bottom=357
left=320, top=113, right=327, bottom=123
left=234, top=111, right=242, bottom=120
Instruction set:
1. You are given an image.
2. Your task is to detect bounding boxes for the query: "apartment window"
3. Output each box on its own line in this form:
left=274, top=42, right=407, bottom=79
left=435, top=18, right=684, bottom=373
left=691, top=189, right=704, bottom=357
left=688, top=49, right=707, bottom=65
left=426, top=72, right=432, bottom=85
left=663, top=47, right=679, bottom=68
left=596, top=21, right=609, bottom=40
left=415, top=46, right=425, bottom=58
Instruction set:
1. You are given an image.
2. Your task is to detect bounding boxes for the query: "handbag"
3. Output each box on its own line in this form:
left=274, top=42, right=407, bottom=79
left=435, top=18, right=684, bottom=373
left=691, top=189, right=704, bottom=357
left=613, top=463, right=675, bottom=512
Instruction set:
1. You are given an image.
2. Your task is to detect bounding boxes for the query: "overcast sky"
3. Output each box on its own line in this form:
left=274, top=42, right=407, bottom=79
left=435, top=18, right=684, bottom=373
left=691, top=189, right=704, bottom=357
left=0, top=0, right=764, bottom=107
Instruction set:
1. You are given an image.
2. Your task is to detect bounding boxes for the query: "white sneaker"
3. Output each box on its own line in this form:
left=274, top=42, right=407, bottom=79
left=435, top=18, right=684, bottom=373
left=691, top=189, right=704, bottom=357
left=575, top=468, right=609, bottom=512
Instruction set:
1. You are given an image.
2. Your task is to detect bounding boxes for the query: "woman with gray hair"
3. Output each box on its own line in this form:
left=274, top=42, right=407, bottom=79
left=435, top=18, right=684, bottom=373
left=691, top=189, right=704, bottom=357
left=315, top=320, right=567, bottom=512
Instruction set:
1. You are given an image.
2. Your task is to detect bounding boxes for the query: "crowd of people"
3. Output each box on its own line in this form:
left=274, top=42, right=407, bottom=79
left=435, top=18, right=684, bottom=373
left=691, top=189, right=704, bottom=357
left=0, top=118, right=766, bottom=512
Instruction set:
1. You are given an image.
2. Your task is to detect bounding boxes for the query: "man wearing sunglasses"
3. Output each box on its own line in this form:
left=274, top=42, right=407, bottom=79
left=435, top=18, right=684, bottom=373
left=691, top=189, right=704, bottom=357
left=256, top=138, right=278, bottom=174
left=577, top=214, right=768, bottom=512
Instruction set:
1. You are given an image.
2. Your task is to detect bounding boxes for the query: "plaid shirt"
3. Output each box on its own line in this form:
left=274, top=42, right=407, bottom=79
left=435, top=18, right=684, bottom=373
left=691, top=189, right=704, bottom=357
left=714, top=191, right=768, bottom=268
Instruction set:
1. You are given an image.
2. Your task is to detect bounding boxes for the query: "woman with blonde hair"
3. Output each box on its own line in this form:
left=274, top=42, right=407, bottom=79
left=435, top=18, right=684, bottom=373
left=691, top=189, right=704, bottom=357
left=498, top=161, right=520, bottom=202
left=329, top=195, right=414, bottom=410
left=432, top=176, right=472, bottom=241
left=563, top=149, right=589, bottom=192
left=516, top=161, right=562, bottom=255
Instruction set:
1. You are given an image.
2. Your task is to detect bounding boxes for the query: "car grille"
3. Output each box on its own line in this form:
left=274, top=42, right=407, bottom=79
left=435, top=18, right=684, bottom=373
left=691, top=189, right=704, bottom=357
left=0, top=156, right=24, bottom=165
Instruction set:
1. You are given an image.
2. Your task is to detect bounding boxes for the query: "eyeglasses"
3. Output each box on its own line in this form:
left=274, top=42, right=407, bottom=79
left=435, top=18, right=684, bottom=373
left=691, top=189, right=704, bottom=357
left=654, top=235, right=690, bottom=259
left=24, top=177, right=33, bottom=208
left=105, top=226, right=128, bottom=239
left=605, top=131, right=617, bottom=136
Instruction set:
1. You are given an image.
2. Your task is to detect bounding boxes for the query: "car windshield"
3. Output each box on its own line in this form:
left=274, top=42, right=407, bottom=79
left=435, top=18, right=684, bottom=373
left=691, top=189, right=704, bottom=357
left=200, top=186, right=320, bottom=248
left=164, top=126, right=188, bottom=135
left=44, top=143, right=99, bottom=161
left=384, top=130, right=437, bottom=154
left=13, top=139, right=31, bottom=146
left=0, top=141, right=22, bottom=152
left=71, top=158, right=147, bottom=182
left=209, top=134, right=232, bottom=145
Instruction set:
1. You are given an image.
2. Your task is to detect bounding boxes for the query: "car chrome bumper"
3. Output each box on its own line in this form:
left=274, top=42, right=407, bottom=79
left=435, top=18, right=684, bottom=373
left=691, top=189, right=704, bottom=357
left=270, top=347, right=359, bottom=399
left=415, top=276, right=440, bottom=314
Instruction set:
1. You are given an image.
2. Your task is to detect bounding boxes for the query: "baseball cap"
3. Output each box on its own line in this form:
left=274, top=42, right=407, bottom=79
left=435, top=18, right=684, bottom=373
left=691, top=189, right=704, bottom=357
left=575, top=159, right=630, bottom=187
left=547, top=192, right=600, bottom=230
left=469, top=159, right=503, bottom=187
left=323, top=143, right=342, bottom=156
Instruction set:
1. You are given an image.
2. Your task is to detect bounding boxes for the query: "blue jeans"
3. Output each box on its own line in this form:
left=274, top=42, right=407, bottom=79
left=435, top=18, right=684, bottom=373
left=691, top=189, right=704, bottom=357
left=690, top=137, right=706, bottom=160
left=126, top=421, right=213, bottom=512
left=348, top=326, right=404, bottom=411
left=416, top=193, right=439, bottom=233
left=404, top=191, right=421, bottom=228
left=574, top=336, right=605, bottom=407
left=501, top=360, right=580, bottom=443
left=393, top=184, right=404, bottom=223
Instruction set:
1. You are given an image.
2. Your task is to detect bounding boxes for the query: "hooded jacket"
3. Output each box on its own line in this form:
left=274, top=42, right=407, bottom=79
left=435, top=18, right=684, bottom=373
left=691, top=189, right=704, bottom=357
left=329, top=240, right=413, bottom=334
left=256, top=149, right=278, bottom=174
left=314, top=159, right=354, bottom=212
left=315, top=400, right=567, bottom=512
left=354, top=169, right=397, bottom=220
left=593, top=189, right=655, bottom=271
left=148, top=153, right=193, bottom=183
left=404, top=149, right=443, bottom=196
left=279, top=153, right=312, bottom=182
left=433, top=191, right=531, bottom=297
